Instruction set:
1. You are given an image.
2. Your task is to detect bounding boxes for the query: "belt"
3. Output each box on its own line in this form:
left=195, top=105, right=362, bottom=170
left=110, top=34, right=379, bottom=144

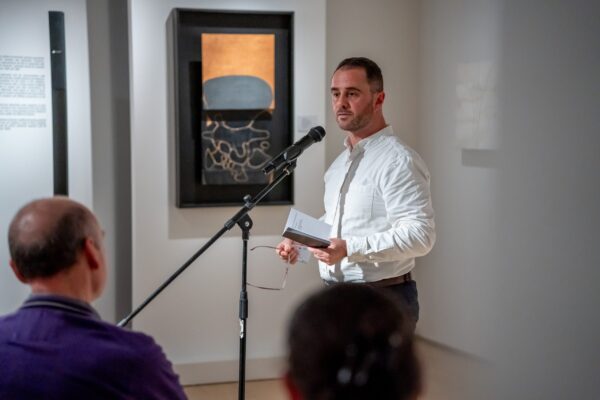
left=366, top=272, right=413, bottom=288
left=324, top=272, right=413, bottom=287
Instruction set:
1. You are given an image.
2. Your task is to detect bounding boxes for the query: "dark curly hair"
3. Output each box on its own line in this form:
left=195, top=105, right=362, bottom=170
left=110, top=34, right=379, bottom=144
left=287, top=284, right=421, bottom=400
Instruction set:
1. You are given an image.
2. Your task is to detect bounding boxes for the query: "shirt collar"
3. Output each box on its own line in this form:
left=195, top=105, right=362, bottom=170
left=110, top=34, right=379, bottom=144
left=22, top=294, right=101, bottom=319
left=343, top=125, right=394, bottom=153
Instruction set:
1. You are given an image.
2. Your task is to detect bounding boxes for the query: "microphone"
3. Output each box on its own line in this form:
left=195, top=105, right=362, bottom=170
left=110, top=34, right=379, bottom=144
left=263, top=126, right=326, bottom=174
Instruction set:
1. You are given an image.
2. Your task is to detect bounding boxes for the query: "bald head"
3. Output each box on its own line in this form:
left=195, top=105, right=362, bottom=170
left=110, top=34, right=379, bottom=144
left=8, top=197, right=100, bottom=280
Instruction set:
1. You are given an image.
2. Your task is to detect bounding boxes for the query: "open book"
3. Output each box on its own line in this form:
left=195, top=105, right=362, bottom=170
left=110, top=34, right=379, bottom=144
left=282, top=208, right=332, bottom=248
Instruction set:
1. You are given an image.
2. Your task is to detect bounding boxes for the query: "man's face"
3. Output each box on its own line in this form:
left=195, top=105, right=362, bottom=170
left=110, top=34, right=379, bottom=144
left=330, top=67, right=380, bottom=133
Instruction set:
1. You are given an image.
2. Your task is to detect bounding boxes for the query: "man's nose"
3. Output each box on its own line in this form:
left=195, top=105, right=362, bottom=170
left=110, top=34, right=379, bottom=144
left=334, top=95, right=348, bottom=109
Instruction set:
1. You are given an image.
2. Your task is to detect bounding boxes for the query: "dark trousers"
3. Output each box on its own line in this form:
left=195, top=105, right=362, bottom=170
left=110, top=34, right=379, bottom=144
left=380, top=280, right=419, bottom=332
left=324, top=279, right=420, bottom=332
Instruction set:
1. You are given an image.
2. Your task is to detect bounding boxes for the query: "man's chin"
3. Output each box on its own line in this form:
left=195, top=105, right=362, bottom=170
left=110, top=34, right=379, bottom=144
left=336, top=119, right=354, bottom=131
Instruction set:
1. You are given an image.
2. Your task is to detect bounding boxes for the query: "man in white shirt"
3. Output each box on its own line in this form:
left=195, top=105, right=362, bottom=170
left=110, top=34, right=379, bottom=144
left=277, top=57, right=435, bottom=323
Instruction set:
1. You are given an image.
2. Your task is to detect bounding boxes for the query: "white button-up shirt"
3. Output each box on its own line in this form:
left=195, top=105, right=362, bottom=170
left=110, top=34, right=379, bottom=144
left=320, top=126, right=435, bottom=282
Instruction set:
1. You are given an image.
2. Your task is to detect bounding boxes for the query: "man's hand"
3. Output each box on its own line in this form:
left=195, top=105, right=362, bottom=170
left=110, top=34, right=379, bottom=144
left=276, top=238, right=299, bottom=264
left=308, top=238, right=347, bottom=265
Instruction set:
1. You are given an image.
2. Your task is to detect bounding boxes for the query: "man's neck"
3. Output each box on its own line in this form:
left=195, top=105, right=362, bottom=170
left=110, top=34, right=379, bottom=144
left=347, top=120, right=388, bottom=148
left=28, top=265, right=94, bottom=303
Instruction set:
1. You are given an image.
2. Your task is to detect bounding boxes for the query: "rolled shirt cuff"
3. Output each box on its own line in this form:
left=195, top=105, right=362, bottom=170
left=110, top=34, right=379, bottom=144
left=345, top=236, right=368, bottom=262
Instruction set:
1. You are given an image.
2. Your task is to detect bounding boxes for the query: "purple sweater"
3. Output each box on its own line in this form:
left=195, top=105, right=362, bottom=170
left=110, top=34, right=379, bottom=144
left=0, top=295, right=186, bottom=399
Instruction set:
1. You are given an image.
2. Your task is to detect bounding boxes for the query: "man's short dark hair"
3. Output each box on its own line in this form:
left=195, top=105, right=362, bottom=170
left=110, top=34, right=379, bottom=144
left=335, top=57, right=384, bottom=92
left=287, top=284, right=421, bottom=400
left=8, top=199, right=97, bottom=279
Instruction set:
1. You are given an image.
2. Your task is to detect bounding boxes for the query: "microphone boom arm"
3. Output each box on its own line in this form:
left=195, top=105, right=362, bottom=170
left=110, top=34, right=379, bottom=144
left=117, top=162, right=297, bottom=328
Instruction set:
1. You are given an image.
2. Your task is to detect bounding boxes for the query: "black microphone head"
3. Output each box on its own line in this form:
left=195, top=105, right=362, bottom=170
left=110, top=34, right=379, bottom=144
left=308, top=126, right=326, bottom=142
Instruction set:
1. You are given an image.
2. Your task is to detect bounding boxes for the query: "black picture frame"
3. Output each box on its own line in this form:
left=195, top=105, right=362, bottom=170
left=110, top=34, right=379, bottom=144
left=171, top=9, right=294, bottom=207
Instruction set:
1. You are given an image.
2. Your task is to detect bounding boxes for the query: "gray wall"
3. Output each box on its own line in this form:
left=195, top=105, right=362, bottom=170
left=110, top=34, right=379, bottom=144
left=416, top=0, right=500, bottom=358
left=87, top=0, right=131, bottom=323
left=490, top=1, right=600, bottom=397
left=419, top=0, right=600, bottom=397
left=324, top=0, right=442, bottom=348
left=325, top=0, right=421, bottom=166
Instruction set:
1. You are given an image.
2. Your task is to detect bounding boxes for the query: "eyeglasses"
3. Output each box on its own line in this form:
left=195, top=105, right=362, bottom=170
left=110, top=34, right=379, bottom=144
left=247, top=245, right=292, bottom=291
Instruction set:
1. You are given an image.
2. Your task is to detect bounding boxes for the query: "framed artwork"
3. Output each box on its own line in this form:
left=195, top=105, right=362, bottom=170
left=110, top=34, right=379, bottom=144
left=170, top=9, right=294, bottom=207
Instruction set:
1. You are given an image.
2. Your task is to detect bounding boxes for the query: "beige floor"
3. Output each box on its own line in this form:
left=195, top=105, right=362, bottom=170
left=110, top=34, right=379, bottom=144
left=184, top=339, right=490, bottom=400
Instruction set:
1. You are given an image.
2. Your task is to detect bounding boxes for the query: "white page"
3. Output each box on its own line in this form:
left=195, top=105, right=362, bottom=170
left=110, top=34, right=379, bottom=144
left=284, top=208, right=331, bottom=240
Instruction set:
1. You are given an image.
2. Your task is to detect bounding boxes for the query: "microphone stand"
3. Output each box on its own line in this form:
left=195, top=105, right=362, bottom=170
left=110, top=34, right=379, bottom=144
left=117, top=161, right=297, bottom=400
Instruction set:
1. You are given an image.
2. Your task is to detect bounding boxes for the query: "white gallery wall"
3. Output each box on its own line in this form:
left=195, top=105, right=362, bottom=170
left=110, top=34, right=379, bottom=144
left=0, top=0, right=93, bottom=316
left=415, top=0, right=500, bottom=358
left=488, top=1, right=600, bottom=397
left=417, top=2, right=600, bottom=397
left=128, top=0, right=326, bottom=384
left=325, top=0, right=420, bottom=166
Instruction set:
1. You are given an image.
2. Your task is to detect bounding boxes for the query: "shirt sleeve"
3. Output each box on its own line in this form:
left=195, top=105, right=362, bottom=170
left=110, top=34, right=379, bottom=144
left=345, top=154, right=436, bottom=263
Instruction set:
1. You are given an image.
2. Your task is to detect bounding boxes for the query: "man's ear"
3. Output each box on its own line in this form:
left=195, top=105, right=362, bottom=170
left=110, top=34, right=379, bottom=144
left=375, top=91, right=385, bottom=108
left=9, top=260, right=28, bottom=283
left=284, top=372, right=303, bottom=400
left=83, top=238, right=101, bottom=270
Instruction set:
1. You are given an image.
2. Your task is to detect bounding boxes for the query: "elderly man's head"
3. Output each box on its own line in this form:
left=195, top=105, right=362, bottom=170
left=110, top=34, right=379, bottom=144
left=8, top=197, right=106, bottom=301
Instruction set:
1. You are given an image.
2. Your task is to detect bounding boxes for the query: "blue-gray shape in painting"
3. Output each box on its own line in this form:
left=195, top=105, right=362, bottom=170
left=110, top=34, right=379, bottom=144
left=201, top=75, right=274, bottom=184
left=203, top=75, right=272, bottom=110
